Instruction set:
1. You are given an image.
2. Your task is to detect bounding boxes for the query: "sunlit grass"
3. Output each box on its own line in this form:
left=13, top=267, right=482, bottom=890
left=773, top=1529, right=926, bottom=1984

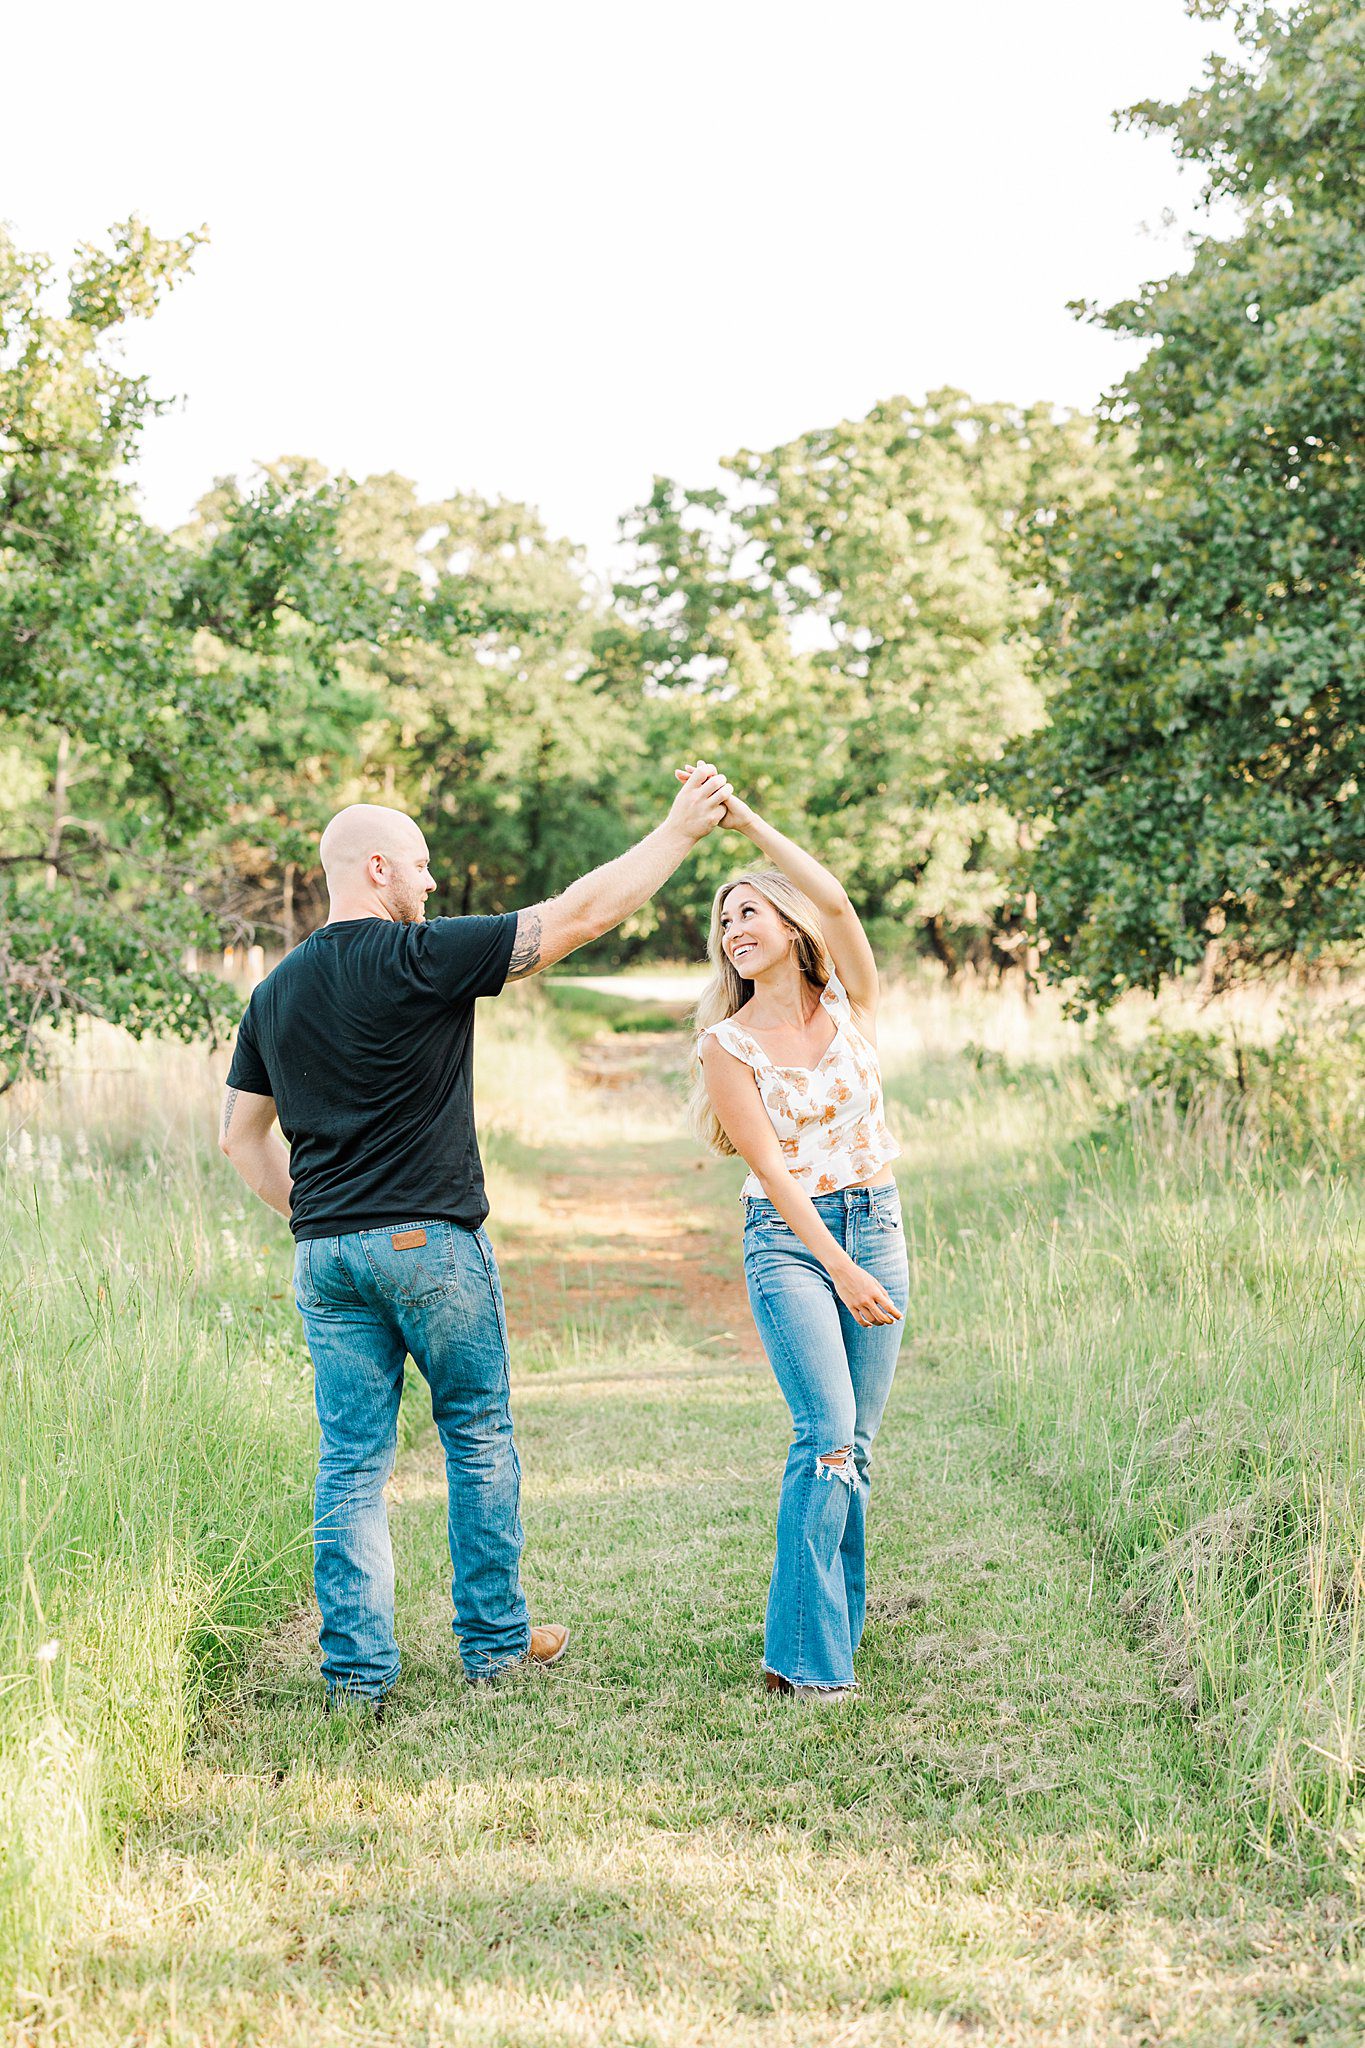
left=877, top=1020, right=1365, bottom=1881
left=0, top=996, right=598, bottom=1989
left=6, top=973, right=1365, bottom=2036
left=0, top=1034, right=310, bottom=1981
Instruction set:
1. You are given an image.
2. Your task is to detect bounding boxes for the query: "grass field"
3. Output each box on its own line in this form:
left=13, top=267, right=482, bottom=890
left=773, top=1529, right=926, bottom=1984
left=3, top=979, right=1364, bottom=2043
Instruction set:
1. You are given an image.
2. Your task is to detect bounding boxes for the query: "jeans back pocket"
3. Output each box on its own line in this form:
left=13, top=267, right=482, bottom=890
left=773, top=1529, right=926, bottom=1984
left=360, top=1222, right=458, bottom=1305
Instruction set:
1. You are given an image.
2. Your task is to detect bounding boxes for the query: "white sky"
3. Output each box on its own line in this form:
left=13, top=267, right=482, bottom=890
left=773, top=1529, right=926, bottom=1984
left=5, top=0, right=1238, bottom=573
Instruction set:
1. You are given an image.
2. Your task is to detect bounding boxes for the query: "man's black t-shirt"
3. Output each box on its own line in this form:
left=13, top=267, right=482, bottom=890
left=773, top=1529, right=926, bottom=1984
left=225, top=914, right=518, bottom=1241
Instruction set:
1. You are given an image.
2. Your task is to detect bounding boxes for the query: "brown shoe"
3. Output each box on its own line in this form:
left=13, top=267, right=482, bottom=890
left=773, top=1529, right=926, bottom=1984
left=467, top=1623, right=570, bottom=1687
left=529, top=1623, right=569, bottom=1668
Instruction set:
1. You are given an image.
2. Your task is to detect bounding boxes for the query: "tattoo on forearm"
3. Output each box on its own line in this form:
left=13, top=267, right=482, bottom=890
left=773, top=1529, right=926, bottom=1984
left=506, top=908, right=543, bottom=982
left=222, top=1086, right=240, bottom=1137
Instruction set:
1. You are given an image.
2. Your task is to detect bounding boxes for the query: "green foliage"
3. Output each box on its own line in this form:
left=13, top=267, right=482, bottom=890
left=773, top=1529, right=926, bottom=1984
left=1004, top=1, right=1365, bottom=1005
left=607, top=396, right=1109, bottom=963
left=33, top=21, right=1355, bottom=1049
left=198, top=472, right=644, bottom=942
left=350, top=486, right=636, bottom=920
left=1121, top=1003, right=1365, bottom=1164
left=0, top=888, right=237, bottom=1085
left=1125, top=1024, right=1240, bottom=1111
left=0, top=225, right=474, bottom=1082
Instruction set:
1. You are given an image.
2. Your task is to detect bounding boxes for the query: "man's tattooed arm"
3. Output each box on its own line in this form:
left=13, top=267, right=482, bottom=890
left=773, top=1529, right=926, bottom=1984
left=505, top=906, right=544, bottom=982
left=218, top=1085, right=292, bottom=1218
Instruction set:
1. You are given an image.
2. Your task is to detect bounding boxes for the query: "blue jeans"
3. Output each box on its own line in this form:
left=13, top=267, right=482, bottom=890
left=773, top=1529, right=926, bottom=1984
left=743, top=1183, right=909, bottom=1688
left=293, top=1220, right=531, bottom=1694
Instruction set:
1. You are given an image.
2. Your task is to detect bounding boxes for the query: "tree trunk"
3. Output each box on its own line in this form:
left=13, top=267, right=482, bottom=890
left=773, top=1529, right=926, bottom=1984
left=45, top=730, right=70, bottom=888
left=282, top=862, right=297, bottom=952
left=1022, top=886, right=1040, bottom=1004
left=1197, top=935, right=1222, bottom=1002
left=923, top=913, right=958, bottom=975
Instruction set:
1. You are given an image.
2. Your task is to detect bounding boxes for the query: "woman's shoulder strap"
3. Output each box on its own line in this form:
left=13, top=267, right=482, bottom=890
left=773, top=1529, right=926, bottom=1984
left=699, top=1018, right=770, bottom=1069
left=820, top=968, right=851, bottom=1017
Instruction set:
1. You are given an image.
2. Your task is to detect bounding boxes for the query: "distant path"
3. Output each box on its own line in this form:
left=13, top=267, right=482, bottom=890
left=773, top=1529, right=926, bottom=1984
left=548, top=969, right=707, bottom=1006
left=32, top=1027, right=1363, bottom=2047
left=496, top=1027, right=763, bottom=1366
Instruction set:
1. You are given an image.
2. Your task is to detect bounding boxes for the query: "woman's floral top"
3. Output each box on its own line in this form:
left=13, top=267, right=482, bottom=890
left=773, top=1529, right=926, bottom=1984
left=700, top=970, right=900, bottom=1200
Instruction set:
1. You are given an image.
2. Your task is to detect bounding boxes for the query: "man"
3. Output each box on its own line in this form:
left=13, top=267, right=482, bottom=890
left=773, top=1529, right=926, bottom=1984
left=220, top=762, right=732, bottom=1711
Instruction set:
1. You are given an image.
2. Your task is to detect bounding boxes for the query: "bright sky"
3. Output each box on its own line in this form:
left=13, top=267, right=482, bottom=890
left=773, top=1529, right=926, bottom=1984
left=6, top=0, right=1236, bottom=573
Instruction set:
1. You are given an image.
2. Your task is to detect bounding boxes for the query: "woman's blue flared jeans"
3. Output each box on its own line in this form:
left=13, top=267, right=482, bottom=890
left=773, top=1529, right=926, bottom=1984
left=293, top=1220, right=530, bottom=1695
left=743, top=1183, right=909, bottom=1689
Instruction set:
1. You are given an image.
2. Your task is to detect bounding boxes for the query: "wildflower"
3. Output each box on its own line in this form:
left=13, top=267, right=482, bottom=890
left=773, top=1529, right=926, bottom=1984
left=218, top=1303, right=234, bottom=1325
left=34, top=1640, right=60, bottom=1665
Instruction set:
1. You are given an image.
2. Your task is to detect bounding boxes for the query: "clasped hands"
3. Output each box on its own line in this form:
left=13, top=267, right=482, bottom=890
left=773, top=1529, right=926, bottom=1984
left=668, top=760, right=754, bottom=843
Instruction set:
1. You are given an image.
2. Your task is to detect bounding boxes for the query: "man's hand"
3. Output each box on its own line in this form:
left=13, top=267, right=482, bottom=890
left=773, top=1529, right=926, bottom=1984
left=504, top=762, right=735, bottom=981
left=676, top=764, right=756, bottom=835
left=667, top=761, right=733, bottom=844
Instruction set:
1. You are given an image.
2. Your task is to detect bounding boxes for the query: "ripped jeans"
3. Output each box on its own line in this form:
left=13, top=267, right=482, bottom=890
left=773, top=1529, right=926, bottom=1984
left=743, top=1184, right=909, bottom=1688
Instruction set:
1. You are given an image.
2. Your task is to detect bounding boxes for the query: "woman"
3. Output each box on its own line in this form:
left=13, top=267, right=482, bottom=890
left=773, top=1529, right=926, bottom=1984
left=687, top=778, right=908, bottom=1703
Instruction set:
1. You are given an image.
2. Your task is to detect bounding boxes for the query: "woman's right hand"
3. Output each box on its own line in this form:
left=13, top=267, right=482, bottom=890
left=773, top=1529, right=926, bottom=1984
left=832, top=1259, right=903, bottom=1327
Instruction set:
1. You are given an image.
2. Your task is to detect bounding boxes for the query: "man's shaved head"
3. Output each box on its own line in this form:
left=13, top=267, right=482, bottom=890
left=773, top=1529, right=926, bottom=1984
left=320, top=804, right=435, bottom=924
left=320, top=804, right=425, bottom=879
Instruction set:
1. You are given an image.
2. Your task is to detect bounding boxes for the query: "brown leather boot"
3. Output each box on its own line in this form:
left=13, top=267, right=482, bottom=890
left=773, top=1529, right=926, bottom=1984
left=467, top=1624, right=570, bottom=1686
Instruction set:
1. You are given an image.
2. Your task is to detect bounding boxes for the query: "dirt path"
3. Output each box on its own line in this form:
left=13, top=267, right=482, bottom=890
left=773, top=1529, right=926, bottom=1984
left=496, top=1032, right=764, bottom=1370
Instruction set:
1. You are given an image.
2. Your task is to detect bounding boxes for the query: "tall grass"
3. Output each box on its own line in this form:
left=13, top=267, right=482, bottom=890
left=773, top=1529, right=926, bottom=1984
left=6, top=966, right=1365, bottom=2008
left=0, top=995, right=594, bottom=1993
left=876, top=983, right=1365, bottom=1881
left=994, top=1140, right=1365, bottom=1869
left=0, top=1031, right=314, bottom=1987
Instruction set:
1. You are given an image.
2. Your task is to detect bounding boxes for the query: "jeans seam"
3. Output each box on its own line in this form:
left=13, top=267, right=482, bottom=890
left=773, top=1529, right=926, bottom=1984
left=749, top=1249, right=841, bottom=1686
left=467, top=1230, right=527, bottom=1669
left=471, top=1231, right=512, bottom=1391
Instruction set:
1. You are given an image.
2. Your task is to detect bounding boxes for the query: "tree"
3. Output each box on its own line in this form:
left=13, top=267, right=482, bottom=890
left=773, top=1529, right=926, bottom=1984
left=1005, top=1, right=1365, bottom=1005
left=341, top=485, right=637, bottom=925
left=599, top=477, right=829, bottom=953
left=0, top=221, right=467, bottom=1086
left=607, top=396, right=1104, bottom=964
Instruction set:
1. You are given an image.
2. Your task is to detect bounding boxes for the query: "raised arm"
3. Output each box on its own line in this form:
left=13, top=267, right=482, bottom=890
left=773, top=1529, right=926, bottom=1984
left=700, top=1039, right=900, bottom=1327
left=676, top=774, right=879, bottom=1019
left=504, top=763, right=731, bottom=981
left=219, top=1086, right=293, bottom=1219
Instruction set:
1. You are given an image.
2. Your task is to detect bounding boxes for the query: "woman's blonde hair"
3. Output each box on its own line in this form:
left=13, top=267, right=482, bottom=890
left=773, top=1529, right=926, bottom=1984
left=688, top=869, right=834, bottom=1157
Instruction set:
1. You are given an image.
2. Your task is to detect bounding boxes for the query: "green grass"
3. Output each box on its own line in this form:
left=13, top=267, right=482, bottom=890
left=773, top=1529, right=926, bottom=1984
left=39, top=1350, right=1364, bottom=2046
left=874, top=1043, right=1365, bottom=1878
left=540, top=979, right=692, bottom=1037
left=0, top=1044, right=315, bottom=1986
left=4, top=988, right=1365, bottom=2041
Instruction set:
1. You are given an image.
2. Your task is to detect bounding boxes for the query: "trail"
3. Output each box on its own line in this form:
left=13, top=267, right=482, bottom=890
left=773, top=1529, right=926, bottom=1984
left=21, top=1032, right=1362, bottom=2046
